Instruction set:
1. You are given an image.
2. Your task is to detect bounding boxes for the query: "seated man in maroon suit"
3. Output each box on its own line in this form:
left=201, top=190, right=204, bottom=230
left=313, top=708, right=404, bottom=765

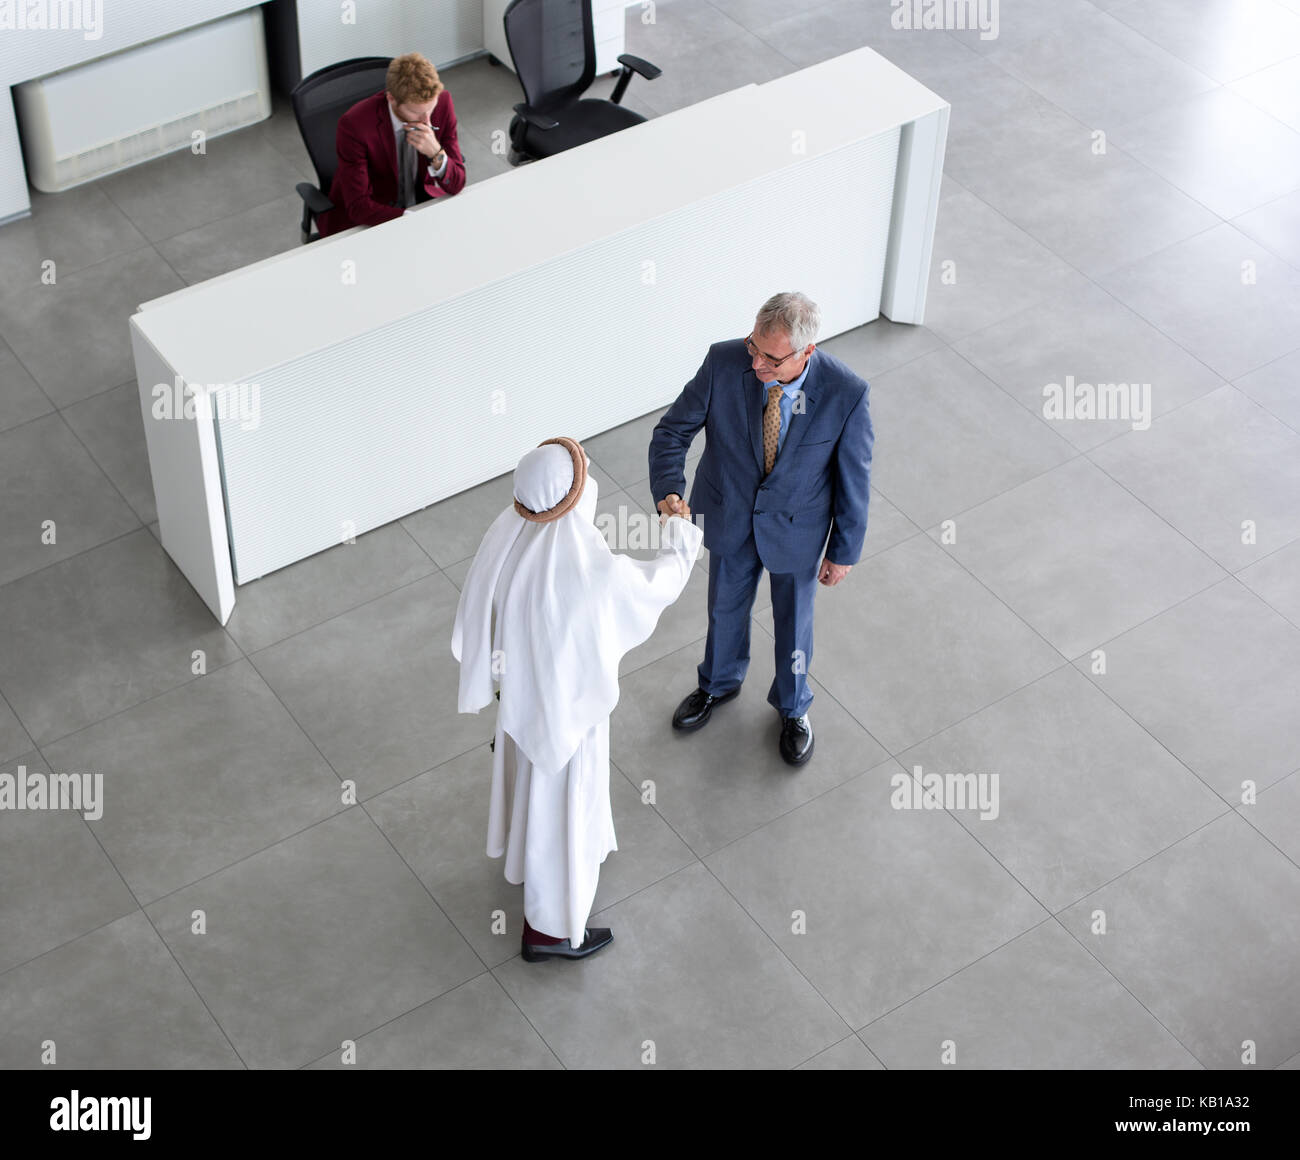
left=317, top=52, right=466, bottom=237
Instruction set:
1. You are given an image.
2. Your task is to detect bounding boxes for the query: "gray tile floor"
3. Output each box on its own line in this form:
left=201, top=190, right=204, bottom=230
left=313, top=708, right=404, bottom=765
left=1, top=0, right=1298, bottom=1070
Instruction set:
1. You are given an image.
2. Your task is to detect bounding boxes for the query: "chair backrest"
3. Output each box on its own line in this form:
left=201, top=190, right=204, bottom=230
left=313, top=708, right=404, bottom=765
left=291, top=56, right=393, bottom=191
left=503, top=0, right=595, bottom=112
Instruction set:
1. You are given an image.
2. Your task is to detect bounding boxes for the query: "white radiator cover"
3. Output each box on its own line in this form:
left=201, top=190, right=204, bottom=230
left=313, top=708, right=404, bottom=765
left=213, top=129, right=901, bottom=584
left=14, top=8, right=270, bottom=193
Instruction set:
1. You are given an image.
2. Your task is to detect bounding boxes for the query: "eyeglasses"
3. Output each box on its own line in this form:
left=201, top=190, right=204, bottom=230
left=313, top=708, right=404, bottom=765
left=745, top=333, right=803, bottom=369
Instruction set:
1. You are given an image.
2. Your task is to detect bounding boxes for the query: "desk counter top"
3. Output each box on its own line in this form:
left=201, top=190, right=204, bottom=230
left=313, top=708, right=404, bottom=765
left=132, top=46, right=947, bottom=389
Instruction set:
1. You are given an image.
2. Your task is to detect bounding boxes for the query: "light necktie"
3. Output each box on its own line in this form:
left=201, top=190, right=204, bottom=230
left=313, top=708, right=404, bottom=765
left=763, top=382, right=783, bottom=475
left=398, top=129, right=416, bottom=208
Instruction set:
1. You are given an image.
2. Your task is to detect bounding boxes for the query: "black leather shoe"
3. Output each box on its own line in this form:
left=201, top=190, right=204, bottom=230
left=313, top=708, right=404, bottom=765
left=671, top=685, right=741, bottom=731
left=779, top=714, right=814, bottom=765
left=521, top=926, right=614, bottom=962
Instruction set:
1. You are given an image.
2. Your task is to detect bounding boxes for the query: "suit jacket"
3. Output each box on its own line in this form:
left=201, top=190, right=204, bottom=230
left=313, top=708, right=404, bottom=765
left=649, top=339, right=873, bottom=574
left=317, top=90, right=466, bottom=237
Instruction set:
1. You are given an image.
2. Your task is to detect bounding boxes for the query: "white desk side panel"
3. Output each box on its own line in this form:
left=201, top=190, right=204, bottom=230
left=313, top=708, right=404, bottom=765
left=880, top=105, right=949, bottom=324
left=217, top=128, right=900, bottom=583
left=129, top=324, right=236, bottom=623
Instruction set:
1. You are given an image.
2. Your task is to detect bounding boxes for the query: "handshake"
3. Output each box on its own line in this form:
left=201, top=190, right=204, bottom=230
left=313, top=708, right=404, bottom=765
left=655, top=493, right=691, bottom=524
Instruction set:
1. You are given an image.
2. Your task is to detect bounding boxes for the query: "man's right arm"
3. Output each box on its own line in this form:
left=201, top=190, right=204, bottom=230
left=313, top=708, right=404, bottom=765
left=334, top=117, right=403, bottom=229
left=649, top=348, right=712, bottom=511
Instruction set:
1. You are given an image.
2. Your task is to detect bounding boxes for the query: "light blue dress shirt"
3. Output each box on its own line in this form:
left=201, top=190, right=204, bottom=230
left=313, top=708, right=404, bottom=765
left=760, top=352, right=813, bottom=455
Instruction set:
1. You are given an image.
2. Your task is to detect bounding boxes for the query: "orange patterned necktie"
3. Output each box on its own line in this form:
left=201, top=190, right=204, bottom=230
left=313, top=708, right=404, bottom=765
left=763, top=382, right=783, bottom=475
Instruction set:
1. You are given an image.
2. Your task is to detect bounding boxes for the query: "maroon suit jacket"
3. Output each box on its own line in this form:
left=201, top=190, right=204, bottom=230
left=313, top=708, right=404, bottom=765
left=317, top=90, right=466, bottom=237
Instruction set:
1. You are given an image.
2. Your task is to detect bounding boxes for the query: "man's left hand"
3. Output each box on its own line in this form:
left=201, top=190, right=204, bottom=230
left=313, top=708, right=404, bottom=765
left=818, top=559, right=851, bottom=586
left=403, top=122, right=442, bottom=159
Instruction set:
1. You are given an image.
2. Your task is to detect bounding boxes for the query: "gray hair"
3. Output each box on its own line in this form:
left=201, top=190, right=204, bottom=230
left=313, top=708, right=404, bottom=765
left=755, top=291, right=820, bottom=353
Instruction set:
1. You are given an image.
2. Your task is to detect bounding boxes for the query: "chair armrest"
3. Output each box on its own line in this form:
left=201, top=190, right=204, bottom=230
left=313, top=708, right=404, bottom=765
left=616, top=53, right=661, bottom=80
left=295, top=182, right=333, bottom=215
left=611, top=54, right=661, bottom=104
left=513, top=103, right=559, bottom=131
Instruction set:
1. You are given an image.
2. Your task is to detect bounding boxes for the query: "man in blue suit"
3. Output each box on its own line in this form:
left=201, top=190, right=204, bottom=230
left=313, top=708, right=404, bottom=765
left=648, top=292, right=874, bottom=765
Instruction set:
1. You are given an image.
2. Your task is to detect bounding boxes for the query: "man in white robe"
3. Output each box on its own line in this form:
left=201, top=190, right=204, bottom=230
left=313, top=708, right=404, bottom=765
left=451, top=436, right=703, bottom=961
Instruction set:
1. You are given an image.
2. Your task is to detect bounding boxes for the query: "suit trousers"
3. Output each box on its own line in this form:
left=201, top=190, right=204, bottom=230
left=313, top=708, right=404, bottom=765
left=698, top=539, right=818, bottom=718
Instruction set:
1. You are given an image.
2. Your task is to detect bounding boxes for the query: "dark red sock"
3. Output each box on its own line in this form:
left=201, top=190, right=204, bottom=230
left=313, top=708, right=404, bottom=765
left=523, top=919, right=566, bottom=946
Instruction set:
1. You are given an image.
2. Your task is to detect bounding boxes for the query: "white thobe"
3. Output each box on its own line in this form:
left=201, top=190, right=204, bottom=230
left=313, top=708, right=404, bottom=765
left=481, top=514, right=699, bottom=946
left=487, top=718, right=615, bottom=946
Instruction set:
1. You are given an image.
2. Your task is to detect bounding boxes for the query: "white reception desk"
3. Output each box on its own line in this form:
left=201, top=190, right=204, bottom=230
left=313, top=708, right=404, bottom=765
left=129, top=46, right=949, bottom=624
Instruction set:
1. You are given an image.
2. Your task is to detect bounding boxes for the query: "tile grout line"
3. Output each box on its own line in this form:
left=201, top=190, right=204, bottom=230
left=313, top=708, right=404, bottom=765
left=694, top=857, right=863, bottom=1063
left=222, top=644, right=574, bottom=1068
left=50, top=404, right=155, bottom=528
left=0, top=333, right=59, bottom=420
left=16, top=733, right=252, bottom=1068
left=232, top=646, right=502, bottom=983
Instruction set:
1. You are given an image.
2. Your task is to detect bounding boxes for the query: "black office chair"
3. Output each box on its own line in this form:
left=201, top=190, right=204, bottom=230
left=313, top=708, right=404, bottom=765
left=503, top=0, right=661, bottom=165
left=290, top=56, right=392, bottom=243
